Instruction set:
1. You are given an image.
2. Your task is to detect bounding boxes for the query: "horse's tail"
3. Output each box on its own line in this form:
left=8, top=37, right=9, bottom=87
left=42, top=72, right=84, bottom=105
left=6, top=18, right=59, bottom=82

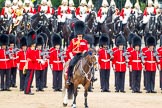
left=67, top=83, right=74, bottom=100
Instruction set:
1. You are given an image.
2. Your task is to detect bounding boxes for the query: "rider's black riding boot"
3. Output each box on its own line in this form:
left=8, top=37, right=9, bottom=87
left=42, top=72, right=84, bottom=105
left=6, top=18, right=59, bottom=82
left=66, top=66, right=73, bottom=85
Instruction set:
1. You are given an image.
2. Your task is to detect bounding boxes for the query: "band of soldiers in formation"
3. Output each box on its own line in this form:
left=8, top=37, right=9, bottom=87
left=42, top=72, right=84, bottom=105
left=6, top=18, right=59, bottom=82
left=0, top=0, right=162, bottom=95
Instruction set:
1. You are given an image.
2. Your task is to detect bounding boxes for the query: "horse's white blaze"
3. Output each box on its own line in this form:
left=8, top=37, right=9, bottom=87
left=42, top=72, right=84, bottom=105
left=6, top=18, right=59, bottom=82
left=63, top=89, right=68, bottom=104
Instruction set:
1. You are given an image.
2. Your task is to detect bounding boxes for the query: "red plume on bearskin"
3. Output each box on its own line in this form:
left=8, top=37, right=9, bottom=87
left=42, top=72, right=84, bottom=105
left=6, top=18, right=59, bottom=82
left=27, top=30, right=37, bottom=46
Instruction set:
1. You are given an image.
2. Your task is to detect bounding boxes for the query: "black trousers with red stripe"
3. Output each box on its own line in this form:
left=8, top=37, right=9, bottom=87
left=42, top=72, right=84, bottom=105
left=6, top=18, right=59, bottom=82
left=24, top=69, right=34, bottom=94
left=0, top=69, right=10, bottom=90
left=132, top=70, right=142, bottom=92
left=43, top=67, right=48, bottom=88
left=115, top=72, right=125, bottom=91
left=145, top=71, right=156, bottom=92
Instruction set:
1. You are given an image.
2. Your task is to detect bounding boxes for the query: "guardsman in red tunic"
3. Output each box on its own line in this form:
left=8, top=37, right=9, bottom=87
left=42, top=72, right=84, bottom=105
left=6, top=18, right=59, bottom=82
left=24, top=30, right=37, bottom=95
left=66, top=21, right=88, bottom=85
left=35, top=36, right=45, bottom=92
left=39, top=33, right=49, bottom=88
left=17, top=37, right=27, bottom=91
left=129, top=35, right=142, bottom=93
left=157, top=35, right=162, bottom=91
left=8, top=35, right=18, bottom=88
left=127, top=33, right=136, bottom=90
left=50, top=34, right=63, bottom=91
left=113, top=35, right=127, bottom=93
left=98, top=34, right=111, bottom=92
left=144, top=36, right=158, bottom=93
left=0, top=34, right=11, bottom=91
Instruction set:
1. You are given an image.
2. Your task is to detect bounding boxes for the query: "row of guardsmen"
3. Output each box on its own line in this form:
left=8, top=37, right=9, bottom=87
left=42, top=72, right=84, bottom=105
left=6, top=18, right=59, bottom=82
left=98, top=32, right=162, bottom=93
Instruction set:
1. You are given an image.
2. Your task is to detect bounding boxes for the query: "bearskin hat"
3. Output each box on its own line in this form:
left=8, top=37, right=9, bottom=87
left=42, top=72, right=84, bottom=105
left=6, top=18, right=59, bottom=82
left=116, top=34, right=126, bottom=46
left=160, top=35, right=162, bottom=46
left=27, top=30, right=37, bottom=46
left=84, top=34, right=94, bottom=47
left=36, top=36, right=44, bottom=46
left=39, top=33, right=48, bottom=45
left=74, top=21, right=85, bottom=36
left=99, top=33, right=110, bottom=46
left=0, top=34, right=9, bottom=46
left=132, top=35, right=141, bottom=48
left=9, top=35, right=16, bottom=44
left=52, top=33, right=62, bottom=47
left=144, top=33, right=152, bottom=46
left=146, top=36, right=156, bottom=46
left=128, top=33, right=136, bottom=45
left=20, top=36, right=27, bottom=47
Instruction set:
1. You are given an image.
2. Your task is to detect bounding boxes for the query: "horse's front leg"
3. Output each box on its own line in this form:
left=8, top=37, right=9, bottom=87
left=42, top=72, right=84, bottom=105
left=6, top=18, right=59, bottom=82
left=84, top=89, right=88, bottom=108
left=72, top=87, right=77, bottom=108
left=63, top=88, right=68, bottom=107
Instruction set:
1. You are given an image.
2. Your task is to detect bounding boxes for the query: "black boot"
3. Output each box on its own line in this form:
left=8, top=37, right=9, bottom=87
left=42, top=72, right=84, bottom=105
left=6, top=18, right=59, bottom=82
left=66, top=76, right=71, bottom=85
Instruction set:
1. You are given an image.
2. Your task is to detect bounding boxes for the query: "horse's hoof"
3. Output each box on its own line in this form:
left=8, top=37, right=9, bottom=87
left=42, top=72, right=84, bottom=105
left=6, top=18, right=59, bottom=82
left=63, top=103, right=67, bottom=107
left=71, top=104, right=76, bottom=108
left=85, top=106, right=89, bottom=108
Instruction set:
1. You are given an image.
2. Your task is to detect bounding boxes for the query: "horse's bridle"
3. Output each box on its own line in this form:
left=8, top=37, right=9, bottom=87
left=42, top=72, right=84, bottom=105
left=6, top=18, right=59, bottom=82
left=79, top=57, right=94, bottom=81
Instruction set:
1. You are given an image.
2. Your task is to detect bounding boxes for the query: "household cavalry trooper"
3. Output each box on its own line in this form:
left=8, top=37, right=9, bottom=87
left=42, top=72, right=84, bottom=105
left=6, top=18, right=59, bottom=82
left=119, top=0, right=133, bottom=31
left=0, top=34, right=11, bottom=91
left=66, top=21, right=88, bottom=85
left=97, top=0, right=109, bottom=24
left=38, top=0, right=54, bottom=18
left=1, top=0, right=14, bottom=19
left=24, top=30, right=37, bottom=95
left=57, top=0, right=70, bottom=32
left=17, top=37, right=28, bottom=91
left=67, top=0, right=76, bottom=19
left=8, top=35, right=18, bottom=88
left=133, top=0, right=142, bottom=18
left=75, top=0, right=89, bottom=22
left=129, top=35, right=143, bottom=93
left=142, top=0, right=156, bottom=31
left=50, top=33, right=64, bottom=92
left=87, top=0, right=94, bottom=13
left=23, top=0, right=36, bottom=16
left=112, top=34, right=128, bottom=93
left=144, top=36, right=158, bottom=93
left=98, top=34, right=111, bottom=92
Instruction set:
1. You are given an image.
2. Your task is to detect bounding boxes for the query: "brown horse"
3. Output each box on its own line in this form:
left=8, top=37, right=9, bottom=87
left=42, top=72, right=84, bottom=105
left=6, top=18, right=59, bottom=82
left=63, top=52, right=97, bottom=108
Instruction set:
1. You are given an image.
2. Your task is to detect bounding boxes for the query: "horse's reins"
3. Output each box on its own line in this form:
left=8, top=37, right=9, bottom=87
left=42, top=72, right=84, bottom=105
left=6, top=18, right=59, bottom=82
left=79, top=57, right=93, bottom=81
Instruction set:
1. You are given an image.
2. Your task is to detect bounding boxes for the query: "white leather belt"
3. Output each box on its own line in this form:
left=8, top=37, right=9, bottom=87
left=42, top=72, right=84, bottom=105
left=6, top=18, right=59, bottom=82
left=0, top=59, right=9, bottom=61
left=20, top=60, right=27, bottom=62
left=146, top=61, right=156, bottom=63
left=132, top=60, right=141, bottom=62
left=116, top=61, right=125, bottom=64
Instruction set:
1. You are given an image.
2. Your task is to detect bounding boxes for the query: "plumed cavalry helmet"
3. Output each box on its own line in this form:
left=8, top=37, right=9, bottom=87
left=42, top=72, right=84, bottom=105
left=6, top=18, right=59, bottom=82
left=52, top=33, right=62, bottom=47
left=20, top=36, right=28, bottom=47
left=84, top=34, right=94, bottom=47
left=9, top=35, right=16, bottom=45
left=74, top=21, right=86, bottom=36
left=132, top=35, right=141, bottom=48
left=36, top=36, right=44, bottom=46
left=99, top=33, right=110, bottom=47
left=27, top=30, right=37, bottom=47
left=146, top=36, right=156, bottom=46
left=0, top=34, right=9, bottom=46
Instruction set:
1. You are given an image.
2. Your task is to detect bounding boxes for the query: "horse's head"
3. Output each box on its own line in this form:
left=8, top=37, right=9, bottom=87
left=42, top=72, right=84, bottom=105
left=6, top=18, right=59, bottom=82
left=107, top=5, right=116, bottom=16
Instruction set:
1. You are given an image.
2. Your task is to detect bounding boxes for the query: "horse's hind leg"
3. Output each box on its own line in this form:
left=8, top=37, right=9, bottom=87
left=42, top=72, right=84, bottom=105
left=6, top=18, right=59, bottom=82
left=63, top=88, right=68, bottom=107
